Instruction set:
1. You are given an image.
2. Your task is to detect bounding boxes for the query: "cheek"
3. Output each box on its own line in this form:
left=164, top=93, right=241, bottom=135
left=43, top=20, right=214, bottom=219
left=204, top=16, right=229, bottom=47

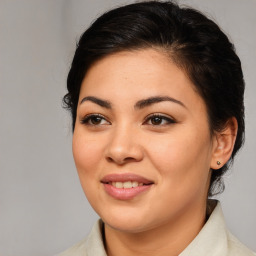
left=146, top=127, right=212, bottom=185
left=72, top=132, right=103, bottom=177
left=72, top=132, right=105, bottom=207
left=147, top=136, right=194, bottom=169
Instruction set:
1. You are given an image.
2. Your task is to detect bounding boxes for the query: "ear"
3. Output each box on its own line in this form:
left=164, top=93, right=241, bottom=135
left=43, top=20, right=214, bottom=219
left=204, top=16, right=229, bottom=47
left=210, top=117, right=238, bottom=170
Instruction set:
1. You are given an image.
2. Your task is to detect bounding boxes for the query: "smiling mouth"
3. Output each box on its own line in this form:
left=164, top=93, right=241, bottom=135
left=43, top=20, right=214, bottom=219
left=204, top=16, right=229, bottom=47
left=101, top=173, right=154, bottom=200
left=104, top=181, right=152, bottom=189
left=101, top=173, right=154, bottom=187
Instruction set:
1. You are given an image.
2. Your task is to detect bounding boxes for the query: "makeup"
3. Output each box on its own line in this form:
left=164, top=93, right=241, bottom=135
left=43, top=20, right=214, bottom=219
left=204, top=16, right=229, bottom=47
left=101, top=173, right=154, bottom=200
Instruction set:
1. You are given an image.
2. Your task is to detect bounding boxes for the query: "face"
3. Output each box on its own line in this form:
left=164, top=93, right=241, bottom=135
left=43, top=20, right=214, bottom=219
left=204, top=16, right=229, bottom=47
left=73, top=49, right=216, bottom=233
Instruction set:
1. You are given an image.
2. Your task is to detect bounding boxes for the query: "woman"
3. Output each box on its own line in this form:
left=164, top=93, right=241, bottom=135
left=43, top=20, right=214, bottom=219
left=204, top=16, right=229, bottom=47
left=59, top=1, right=255, bottom=255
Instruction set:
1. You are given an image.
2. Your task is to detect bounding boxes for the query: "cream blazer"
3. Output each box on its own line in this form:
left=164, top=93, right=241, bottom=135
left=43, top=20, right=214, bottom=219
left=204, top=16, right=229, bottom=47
left=58, top=201, right=255, bottom=256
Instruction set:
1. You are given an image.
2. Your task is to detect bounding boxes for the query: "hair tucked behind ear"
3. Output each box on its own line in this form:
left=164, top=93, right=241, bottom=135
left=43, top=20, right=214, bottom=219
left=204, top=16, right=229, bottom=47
left=63, top=1, right=245, bottom=196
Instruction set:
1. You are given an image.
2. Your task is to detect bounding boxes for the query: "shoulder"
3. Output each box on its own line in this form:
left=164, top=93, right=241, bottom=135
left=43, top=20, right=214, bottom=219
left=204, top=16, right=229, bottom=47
left=180, top=200, right=255, bottom=256
left=56, top=237, right=89, bottom=256
left=56, top=219, right=106, bottom=256
left=227, top=232, right=256, bottom=256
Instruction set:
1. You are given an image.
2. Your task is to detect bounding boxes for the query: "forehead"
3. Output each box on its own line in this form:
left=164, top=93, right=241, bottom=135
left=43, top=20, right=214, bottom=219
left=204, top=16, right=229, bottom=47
left=79, top=49, right=204, bottom=109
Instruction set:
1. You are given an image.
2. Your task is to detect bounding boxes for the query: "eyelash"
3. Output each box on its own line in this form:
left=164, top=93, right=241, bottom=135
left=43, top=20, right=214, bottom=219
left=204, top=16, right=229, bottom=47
left=80, top=114, right=110, bottom=126
left=80, top=113, right=176, bottom=126
left=143, top=114, right=176, bottom=126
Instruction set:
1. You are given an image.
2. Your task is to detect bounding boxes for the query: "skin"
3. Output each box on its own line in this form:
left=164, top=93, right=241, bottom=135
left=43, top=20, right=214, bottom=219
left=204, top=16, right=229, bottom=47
left=72, top=49, right=237, bottom=256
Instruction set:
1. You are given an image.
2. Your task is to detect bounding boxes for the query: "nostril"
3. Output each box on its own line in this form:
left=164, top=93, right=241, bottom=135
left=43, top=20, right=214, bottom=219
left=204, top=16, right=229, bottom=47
left=123, top=157, right=136, bottom=162
left=105, top=143, right=144, bottom=164
left=106, top=156, right=137, bottom=165
left=106, top=157, right=114, bottom=163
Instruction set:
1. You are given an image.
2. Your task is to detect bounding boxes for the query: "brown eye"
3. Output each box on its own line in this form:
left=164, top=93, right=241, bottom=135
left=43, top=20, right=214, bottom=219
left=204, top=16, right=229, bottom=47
left=151, top=116, right=162, bottom=125
left=80, top=114, right=110, bottom=125
left=90, top=116, right=103, bottom=125
left=144, top=114, right=176, bottom=126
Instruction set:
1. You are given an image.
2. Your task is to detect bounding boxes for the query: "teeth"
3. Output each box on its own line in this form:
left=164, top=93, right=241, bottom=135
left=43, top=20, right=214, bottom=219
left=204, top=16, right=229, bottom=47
left=111, top=181, right=141, bottom=188
left=123, top=181, right=132, bottom=188
left=115, top=182, right=123, bottom=188
left=132, top=181, right=139, bottom=188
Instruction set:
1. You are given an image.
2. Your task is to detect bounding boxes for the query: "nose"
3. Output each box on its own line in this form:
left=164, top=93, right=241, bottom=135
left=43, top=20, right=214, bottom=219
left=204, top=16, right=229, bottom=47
left=105, top=125, right=144, bottom=165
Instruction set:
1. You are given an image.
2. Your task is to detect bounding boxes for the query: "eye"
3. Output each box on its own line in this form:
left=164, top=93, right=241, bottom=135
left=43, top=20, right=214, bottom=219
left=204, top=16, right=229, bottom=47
left=80, top=114, right=110, bottom=126
left=144, top=114, right=176, bottom=126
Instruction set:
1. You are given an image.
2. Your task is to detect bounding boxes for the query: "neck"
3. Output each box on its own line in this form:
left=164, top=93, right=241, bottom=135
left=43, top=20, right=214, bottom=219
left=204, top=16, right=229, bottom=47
left=104, top=200, right=207, bottom=256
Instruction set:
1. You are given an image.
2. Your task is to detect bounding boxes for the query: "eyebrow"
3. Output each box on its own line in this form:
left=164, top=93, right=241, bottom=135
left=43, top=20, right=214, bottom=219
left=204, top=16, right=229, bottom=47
left=80, top=96, right=112, bottom=109
left=134, top=96, right=186, bottom=109
left=79, top=95, right=186, bottom=109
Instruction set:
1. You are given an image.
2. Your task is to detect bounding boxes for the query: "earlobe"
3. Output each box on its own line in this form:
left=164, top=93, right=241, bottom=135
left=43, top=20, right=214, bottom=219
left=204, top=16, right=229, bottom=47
left=211, top=117, right=238, bottom=170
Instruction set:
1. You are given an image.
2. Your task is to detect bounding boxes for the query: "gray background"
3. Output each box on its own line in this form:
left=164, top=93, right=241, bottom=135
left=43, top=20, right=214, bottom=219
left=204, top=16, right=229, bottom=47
left=0, top=0, right=255, bottom=255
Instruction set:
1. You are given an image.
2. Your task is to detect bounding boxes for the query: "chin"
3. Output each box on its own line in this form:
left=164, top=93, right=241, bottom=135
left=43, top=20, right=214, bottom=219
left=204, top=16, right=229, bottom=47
left=99, top=207, right=153, bottom=233
left=104, top=219, right=150, bottom=233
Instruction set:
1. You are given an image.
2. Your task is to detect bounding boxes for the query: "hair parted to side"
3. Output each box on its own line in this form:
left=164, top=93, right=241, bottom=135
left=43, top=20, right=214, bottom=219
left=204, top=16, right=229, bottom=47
left=63, top=1, right=245, bottom=196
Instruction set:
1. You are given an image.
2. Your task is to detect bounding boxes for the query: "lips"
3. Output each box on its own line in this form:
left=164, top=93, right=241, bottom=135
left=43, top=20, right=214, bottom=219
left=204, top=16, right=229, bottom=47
left=101, top=173, right=154, bottom=200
